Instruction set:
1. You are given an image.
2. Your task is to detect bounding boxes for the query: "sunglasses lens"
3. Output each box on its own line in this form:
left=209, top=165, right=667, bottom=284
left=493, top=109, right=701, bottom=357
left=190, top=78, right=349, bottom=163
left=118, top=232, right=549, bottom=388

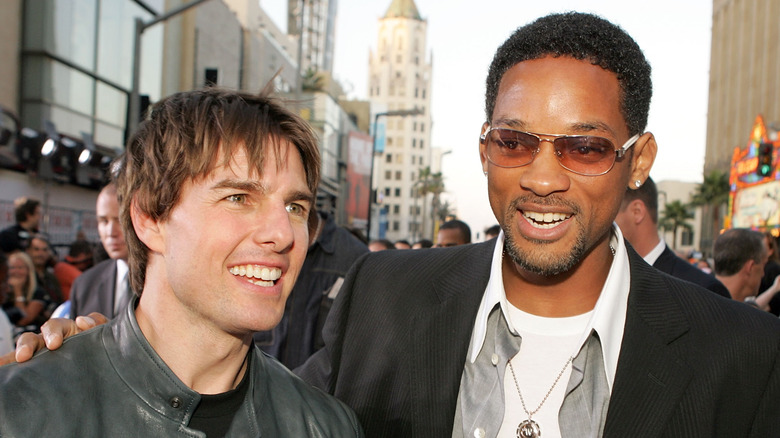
left=486, top=129, right=538, bottom=167
left=556, top=136, right=615, bottom=175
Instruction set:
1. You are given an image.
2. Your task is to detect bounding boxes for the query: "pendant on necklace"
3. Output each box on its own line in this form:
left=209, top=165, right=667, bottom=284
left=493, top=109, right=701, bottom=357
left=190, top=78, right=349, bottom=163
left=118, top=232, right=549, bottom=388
left=517, top=419, right=541, bottom=438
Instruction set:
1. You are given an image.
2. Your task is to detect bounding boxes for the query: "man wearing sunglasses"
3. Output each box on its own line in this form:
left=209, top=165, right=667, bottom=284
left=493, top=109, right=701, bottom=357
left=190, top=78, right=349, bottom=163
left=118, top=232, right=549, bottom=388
left=10, top=11, right=780, bottom=438
left=297, top=12, right=780, bottom=437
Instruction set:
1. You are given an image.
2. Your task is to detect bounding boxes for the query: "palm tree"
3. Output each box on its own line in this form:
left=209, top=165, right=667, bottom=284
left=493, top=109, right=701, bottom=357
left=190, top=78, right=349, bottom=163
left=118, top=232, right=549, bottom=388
left=690, top=169, right=730, bottom=254
left=301, top=68, right=325, bottom=92
left=659, top=200, right=694, bottom=249
left=415, top=166, right=445, bottom=238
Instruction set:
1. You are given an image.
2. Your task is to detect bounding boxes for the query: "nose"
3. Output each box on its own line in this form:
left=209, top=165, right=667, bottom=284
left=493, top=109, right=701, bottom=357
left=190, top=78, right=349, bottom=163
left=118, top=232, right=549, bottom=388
left=250, top=202, right=297, bottom=253
left=518, top=141, right=570, bottom=197
left=107, top=219, right=122, bottom=237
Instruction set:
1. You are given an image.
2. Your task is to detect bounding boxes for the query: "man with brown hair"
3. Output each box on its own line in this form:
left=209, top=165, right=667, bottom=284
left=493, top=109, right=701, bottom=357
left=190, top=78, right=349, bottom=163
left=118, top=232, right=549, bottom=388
left=0, top=89, right=362, bottom=437
left=0, top=197, right=41, bottom=254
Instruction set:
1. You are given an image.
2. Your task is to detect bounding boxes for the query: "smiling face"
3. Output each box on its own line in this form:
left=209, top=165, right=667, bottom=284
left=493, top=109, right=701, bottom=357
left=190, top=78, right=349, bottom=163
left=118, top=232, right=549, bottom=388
left=481, top=56, right=654, bottom=278
left=139, top=142, right=313, bottom=335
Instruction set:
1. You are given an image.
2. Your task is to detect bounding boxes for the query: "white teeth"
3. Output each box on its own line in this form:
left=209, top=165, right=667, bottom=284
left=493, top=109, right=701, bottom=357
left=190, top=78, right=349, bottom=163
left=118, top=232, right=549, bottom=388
left=523, top=211, right=571, bottom=228
left=229, top=265, right=282, bottom=284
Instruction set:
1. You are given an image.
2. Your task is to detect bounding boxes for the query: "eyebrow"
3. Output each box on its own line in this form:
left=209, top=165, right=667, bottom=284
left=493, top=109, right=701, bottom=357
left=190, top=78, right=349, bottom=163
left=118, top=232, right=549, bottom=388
left=212, top=179, right=315, bottom=205
left=492, top=118, right=618, bottom=138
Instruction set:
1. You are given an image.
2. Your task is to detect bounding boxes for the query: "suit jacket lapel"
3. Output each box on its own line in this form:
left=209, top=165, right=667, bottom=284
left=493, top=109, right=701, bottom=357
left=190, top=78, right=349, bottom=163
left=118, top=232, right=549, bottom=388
left=98, top=260, right=118, bottom=317
left=410, top=241, right=494, bottom=437
left=604, top=248, right=693, bottom=437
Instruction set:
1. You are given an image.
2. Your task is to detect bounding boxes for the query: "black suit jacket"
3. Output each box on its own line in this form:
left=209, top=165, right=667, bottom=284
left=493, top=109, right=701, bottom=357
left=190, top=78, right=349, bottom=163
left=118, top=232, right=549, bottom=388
left=652, top=245, right=731, bottom=298
left=69, top=259, right=120, bottom=319
left=297, top=240, right=780, bottom=437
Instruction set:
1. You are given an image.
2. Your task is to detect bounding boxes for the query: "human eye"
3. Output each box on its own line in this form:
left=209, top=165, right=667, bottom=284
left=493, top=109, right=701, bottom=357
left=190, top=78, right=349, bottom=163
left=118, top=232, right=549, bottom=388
left=286, top=202, right=309, bottom=217
left=565, top=137, right=611, bottom=161
left=493, top=131, right=521, bottom=150
left=225, top=194, right=248, bottom=204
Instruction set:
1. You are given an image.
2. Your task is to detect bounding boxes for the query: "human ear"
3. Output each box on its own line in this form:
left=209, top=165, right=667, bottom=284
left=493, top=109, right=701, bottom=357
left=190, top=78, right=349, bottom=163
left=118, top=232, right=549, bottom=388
left=479, top=122, right=490, bottom=175
left=629, top=132, right=657, bottom=187
left=130, top=199, right=165, bottom=254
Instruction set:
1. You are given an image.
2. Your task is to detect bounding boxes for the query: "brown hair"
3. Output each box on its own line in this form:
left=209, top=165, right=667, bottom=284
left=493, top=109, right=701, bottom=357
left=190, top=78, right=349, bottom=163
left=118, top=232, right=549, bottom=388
left=115, top=88, right=320, bottom=293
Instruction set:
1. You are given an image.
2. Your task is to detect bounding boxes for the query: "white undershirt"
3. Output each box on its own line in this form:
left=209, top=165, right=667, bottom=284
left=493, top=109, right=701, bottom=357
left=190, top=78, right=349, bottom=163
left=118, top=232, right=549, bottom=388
left=497, top=306, right=592, bottom=438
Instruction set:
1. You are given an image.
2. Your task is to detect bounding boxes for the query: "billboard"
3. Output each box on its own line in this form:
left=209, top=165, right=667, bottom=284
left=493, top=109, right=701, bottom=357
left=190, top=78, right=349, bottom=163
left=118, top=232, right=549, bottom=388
left=346, top=131, right=373, bottom=229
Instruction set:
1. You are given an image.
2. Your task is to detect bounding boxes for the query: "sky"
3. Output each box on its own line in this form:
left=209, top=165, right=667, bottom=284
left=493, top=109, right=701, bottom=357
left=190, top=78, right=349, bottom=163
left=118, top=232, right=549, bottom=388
left=261, top=0, right=714, bottom=239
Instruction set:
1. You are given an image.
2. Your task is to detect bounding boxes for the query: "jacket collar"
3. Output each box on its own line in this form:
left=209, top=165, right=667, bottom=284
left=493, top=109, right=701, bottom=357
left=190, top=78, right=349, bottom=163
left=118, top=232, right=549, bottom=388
left=603, top=245, right=693, bottom=436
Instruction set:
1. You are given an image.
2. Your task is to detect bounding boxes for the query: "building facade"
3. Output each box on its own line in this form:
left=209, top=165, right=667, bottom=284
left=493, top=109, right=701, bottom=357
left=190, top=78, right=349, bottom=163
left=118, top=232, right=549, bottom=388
left=0, top=0, right=369, bottom=246
left=705, top=0, right=780, bottom=173
left=368, top=0, right=433, bottom=242
left=287, top=0, right=337, bottom=75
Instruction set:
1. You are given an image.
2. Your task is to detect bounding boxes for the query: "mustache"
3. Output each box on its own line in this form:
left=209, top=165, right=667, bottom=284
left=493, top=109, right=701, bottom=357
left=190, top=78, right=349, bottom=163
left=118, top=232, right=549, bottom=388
left=508, top=195, right=581, bottom=215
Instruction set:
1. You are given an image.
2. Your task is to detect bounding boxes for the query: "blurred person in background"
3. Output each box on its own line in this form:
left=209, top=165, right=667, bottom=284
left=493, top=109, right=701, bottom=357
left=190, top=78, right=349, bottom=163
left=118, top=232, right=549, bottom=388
left=26, top=235, right=65, bottom=309
left=368, top=239, right=395, bottom=252
left=0, top=253, right=13, bottom=355
left=394, top=240, right=412, bottom=250
left=435, top=219, right=471, bottom=247
left=713, top=228, right=771, bottom=302
left=3, top=251, right=50, bottom=335
left=759, top=232, right=780, bottom=315
left=615, top=177, right=730, bottom=298
left=69, top=183, right=130, bottom=319
left=53, top=239, right=95, bottom=301
left=0, top=197, right=41, bottom=254
left=412, top=239, right=433, bottom=249
left=484, top=224, right=501, bottom=240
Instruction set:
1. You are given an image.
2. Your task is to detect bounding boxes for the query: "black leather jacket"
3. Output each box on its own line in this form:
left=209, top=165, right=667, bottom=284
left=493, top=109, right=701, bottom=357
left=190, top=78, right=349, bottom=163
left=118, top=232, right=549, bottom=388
left=0, top=301, right=363, bottom=437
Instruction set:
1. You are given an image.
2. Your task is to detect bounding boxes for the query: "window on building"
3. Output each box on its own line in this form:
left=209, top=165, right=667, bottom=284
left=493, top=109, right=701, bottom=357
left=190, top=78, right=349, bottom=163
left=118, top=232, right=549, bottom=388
left=413, top=121, right=417, bottom=131
left=420, top=140, right=424, bottom=149
left=395, top=188, right=401, bottom=197
left=415, top=88, right=419, bottom=98
left=395, top=171, right=402, bottom=180
left=384, top=187, right=391, bottom=197
left=387, top=137, right=393, bottom=146
left=385, top=170, right=392, bottom=180
left=681, top=229, right=694, bottom=246
left=396, top=154, right=404, bottom=164
left=393, top=205, right=400, bottom=214
left=422, top=89, right=426, bottom=98
left=412, top=156, right=416, bottom=165
left=386, top=154, right=392, bottom=163
left=412, top=138, right=417, bottom=148
left=393, top=221, right=400, bottom=231
left=420, top=123, right=425, bottom=132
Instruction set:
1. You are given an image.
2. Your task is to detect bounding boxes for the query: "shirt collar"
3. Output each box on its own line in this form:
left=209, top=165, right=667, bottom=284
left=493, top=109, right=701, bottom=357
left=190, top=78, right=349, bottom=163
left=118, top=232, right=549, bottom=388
left=115, top=258, right=129, bottom=281
left=468, top=224, right=631, bottom=390
left=643, top=238, right=667, bottom=266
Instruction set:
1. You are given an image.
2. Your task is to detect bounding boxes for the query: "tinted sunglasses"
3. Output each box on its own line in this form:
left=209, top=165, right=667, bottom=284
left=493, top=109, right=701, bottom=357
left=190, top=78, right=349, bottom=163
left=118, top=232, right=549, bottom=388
left=480, top=126, right=640, bottom=176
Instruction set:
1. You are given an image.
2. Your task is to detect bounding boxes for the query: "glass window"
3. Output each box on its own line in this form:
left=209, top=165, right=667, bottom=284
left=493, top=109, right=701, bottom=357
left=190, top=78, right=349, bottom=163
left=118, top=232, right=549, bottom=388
left=51, top=61, right=95, bottom=116
left=96, top=82, right=127, bottom=127
left=386, top=154, right=392, bottom=163
left=25, top=0, right=98, bottom=71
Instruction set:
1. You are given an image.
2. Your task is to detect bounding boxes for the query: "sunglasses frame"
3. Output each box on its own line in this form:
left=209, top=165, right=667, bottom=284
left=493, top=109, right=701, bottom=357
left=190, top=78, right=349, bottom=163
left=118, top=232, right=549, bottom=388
left=480, top=126, right=641, bottom=176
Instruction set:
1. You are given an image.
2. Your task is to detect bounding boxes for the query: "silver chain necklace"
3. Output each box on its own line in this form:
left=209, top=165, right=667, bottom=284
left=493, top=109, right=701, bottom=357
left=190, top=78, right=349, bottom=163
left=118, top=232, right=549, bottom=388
left=508, top=355, right=573, bottom=438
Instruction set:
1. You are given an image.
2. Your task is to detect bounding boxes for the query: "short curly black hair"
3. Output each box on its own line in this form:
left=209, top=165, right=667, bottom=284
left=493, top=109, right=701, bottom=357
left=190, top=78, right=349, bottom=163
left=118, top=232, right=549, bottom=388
left=485, top=12, right=652, bottom=136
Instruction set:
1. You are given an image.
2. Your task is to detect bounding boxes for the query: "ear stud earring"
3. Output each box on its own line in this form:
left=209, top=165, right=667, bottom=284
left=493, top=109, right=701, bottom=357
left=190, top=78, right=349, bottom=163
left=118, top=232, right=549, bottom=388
left=635, top=180, right=642, bottom=188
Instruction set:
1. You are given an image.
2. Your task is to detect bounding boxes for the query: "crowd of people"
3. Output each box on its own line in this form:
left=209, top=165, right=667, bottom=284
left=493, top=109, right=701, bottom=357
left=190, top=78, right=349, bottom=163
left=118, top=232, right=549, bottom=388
left=1, top=11, right=779, bottom=438
left=0, top=197, right=108, bottom=354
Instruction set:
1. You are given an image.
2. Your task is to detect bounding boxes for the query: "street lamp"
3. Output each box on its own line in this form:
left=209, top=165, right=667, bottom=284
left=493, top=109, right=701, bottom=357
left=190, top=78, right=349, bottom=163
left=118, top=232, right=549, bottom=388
left=367, top=107, right=423, bottom=239
left=129, top=0, right=212, bottom=136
